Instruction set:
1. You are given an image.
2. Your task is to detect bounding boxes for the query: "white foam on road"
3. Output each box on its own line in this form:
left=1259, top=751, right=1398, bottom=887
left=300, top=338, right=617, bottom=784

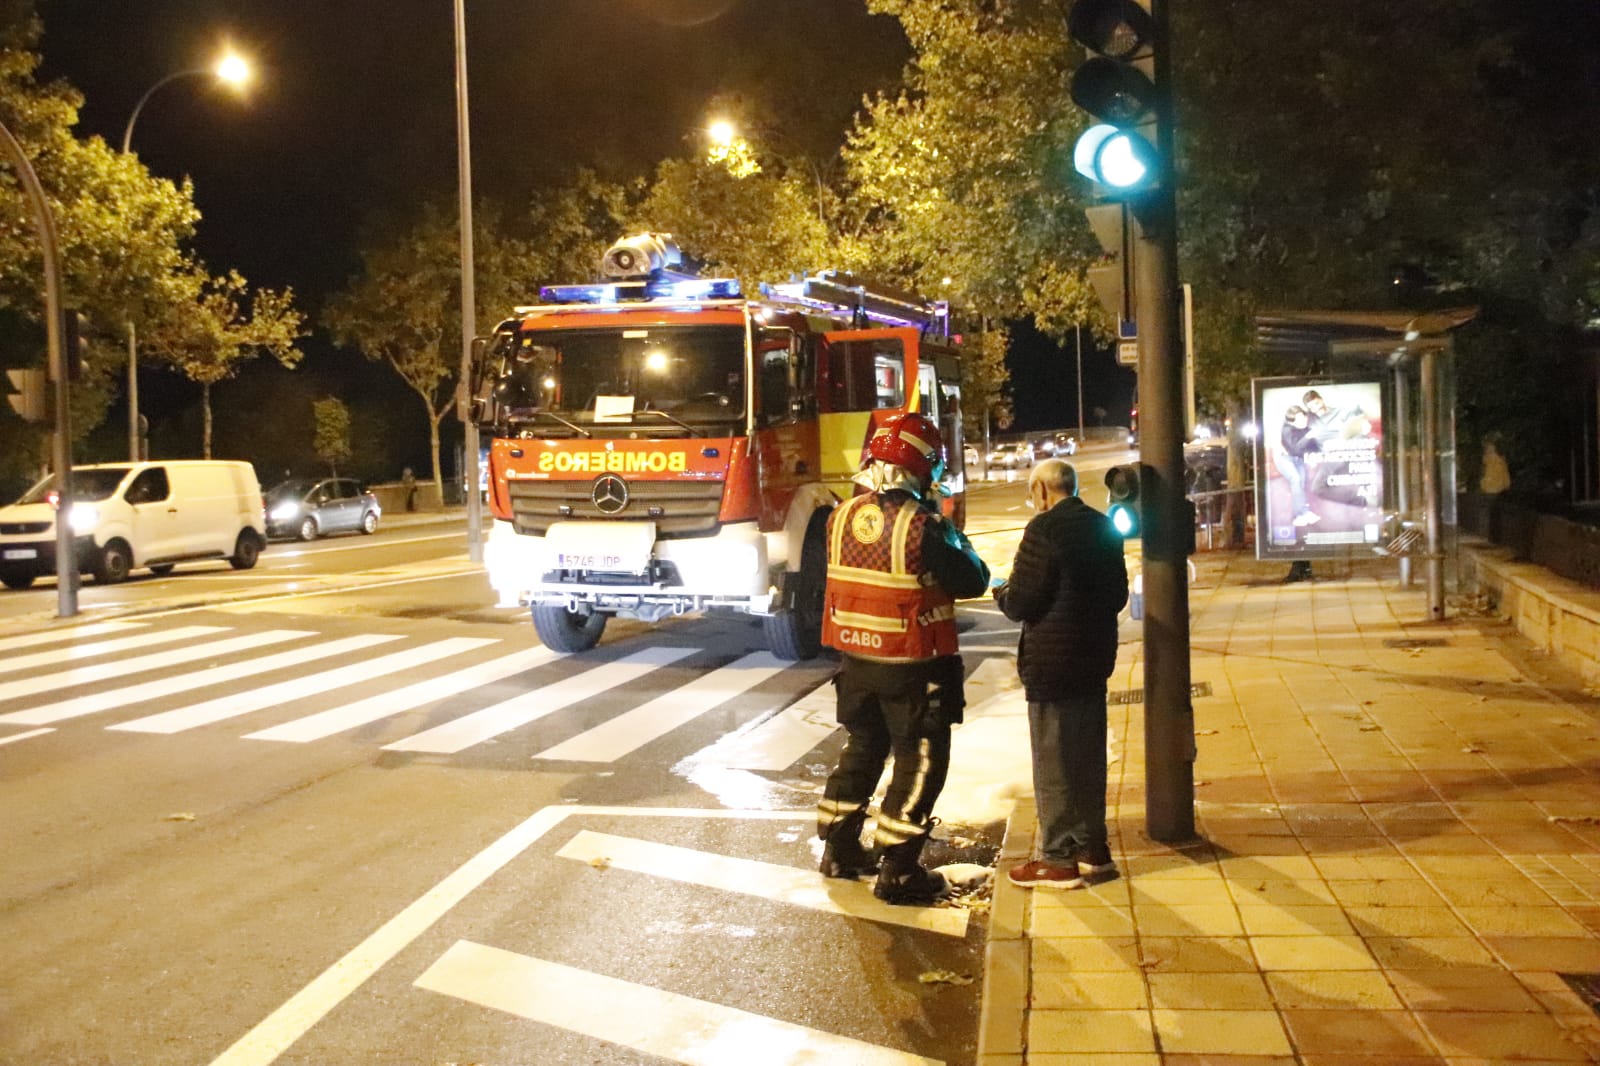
left=414, top=940, right=945, bottom=1066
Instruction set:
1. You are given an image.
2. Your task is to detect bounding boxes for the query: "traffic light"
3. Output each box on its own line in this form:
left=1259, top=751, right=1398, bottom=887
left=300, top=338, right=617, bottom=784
left=1066, top=0, right=1158, bottom=194
left=5, top=368, right=47, bottom=422
left=1104, top=462, right=1142, bottom=538
left=64, top=309, right=86, bottom=381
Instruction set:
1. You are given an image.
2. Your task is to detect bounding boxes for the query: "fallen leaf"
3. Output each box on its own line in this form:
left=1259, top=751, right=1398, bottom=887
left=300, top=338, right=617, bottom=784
left=1548, top=815, right=1600, bottom=826
left=1195, top=729, right=1218, bottom=736
left=1359, top=725, right=1382, bottom=732
left=1462, top=745, right=1485, bottom=754
left=164, top=812, right=196, bottom=822
left=1195, top=780, right=1211, bottom=787
left=918, top=970, right=974, bottom=986
left=588, top=856, right=611, bottom=870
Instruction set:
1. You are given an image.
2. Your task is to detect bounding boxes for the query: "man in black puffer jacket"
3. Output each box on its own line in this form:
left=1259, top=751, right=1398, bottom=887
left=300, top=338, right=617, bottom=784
left=993, top=459, right=1129, bottom=890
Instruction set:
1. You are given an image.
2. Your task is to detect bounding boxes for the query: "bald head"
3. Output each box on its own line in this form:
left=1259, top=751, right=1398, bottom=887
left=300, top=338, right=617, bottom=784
left=1030, top=459, right=1077, bottom=504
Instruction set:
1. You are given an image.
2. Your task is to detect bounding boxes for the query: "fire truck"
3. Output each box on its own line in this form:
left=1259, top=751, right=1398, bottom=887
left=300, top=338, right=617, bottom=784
left=472, top=233, right=970, bottom=659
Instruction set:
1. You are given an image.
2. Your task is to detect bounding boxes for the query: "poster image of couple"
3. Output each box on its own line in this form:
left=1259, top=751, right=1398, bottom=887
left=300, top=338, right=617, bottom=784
left=1254, top=377, right=1386, bottom=560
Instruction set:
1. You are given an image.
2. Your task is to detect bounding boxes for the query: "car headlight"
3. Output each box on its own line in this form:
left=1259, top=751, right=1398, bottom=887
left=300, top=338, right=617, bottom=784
left=270, top=501, right=302, bottom=521
left=68, top=504, right=99, bottom=534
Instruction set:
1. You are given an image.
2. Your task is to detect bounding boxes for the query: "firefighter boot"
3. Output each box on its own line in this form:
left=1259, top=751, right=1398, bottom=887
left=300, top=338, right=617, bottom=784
left=873, top=834, right=949, bottom=906
left=819, top=810, right=876, bottom=880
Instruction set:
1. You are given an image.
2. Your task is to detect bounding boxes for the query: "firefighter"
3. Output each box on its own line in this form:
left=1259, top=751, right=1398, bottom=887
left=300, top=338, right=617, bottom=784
left=817, top=411, right=990, bottom=905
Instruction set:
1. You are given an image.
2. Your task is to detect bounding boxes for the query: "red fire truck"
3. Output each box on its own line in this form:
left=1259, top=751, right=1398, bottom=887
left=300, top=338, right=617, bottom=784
left=473, top=233, right=970, bottom=659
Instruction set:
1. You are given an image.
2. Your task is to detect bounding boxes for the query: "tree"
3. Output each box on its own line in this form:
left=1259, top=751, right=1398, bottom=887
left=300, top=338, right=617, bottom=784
left=140, top=269, right=305, bottom=458
left=312, top=396, right=352, bottom=477
left=324, top=201, right=536, bottom=498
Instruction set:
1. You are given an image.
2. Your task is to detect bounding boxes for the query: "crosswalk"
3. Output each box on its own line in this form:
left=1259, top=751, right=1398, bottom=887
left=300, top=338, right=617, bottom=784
left=0, top=618, right=846, bottom=769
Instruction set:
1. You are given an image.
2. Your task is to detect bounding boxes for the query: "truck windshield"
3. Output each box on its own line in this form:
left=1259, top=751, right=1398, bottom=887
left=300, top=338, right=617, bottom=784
left=18, top=468, right=130, bottom=504
left=493, top=325, right=745, bottom=432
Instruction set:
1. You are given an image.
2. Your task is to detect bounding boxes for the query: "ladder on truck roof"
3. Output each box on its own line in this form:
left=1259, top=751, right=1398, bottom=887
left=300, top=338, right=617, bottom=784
left=760, top=270, right=950, bottom=338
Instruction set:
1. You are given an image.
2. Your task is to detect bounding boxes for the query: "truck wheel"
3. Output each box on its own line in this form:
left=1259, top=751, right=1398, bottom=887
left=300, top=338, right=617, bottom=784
left=230, top=531, right=263, bottom=570
left=94, top=540, right=132, bottom=585
left=532, top=604, right=607, bottom=653
left=1, top=571, right=35, bottom=590
left=148, top=564, right=176, bottom=576
left=764, top=520, right=827, bottom=661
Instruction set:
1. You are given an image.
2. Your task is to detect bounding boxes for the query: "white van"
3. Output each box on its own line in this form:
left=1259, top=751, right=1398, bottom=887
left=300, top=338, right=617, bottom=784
left=0, top=461, right=267, bottom=589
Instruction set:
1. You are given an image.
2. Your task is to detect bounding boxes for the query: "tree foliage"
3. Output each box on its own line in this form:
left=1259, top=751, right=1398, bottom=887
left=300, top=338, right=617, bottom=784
left=312, top=396, right=352, bottom=477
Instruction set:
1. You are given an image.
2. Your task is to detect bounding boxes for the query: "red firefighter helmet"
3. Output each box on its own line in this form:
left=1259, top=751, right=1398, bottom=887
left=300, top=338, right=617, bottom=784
left=865, top=411, right=944, bottom=483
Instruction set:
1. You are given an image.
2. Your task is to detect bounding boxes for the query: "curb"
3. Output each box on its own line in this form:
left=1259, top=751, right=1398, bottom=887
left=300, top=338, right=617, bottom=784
left=976, top=797, right=1035, bottom=1063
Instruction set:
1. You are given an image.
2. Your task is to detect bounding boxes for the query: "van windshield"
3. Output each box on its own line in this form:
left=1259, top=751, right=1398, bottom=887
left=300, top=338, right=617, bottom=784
left=18, top=468, right=130, bottom=504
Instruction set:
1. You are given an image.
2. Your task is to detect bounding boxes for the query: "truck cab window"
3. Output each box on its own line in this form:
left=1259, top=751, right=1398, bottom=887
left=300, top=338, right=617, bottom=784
left=756, top=327, right=799, bottom=427
left=826, top=338, right=906, bottom=412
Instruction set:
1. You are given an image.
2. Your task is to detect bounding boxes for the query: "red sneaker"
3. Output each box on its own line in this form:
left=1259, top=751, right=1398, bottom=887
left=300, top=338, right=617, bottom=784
left=1007, top=859, right=1085, bottom=890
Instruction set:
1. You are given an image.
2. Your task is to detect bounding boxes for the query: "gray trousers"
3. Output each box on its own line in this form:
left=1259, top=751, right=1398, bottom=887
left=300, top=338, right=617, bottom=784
left=1028, top=687, right=1109, bottom=865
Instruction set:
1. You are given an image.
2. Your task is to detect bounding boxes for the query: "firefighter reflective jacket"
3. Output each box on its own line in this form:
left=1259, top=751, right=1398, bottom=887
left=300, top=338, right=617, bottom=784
left=822, top=492, right=959, bottom=662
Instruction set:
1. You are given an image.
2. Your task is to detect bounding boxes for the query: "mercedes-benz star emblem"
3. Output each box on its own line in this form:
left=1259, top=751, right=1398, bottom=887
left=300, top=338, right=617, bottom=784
left=592, top=474, right=629, bottom=515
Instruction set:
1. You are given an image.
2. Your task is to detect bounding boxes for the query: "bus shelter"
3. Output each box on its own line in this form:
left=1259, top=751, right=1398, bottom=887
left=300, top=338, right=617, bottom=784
left=1254, top=308, right=1478, bottom=620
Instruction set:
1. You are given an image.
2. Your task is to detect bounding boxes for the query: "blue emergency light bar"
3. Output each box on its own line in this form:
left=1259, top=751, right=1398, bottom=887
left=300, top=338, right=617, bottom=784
left=538, top=277, right=743, bottom=305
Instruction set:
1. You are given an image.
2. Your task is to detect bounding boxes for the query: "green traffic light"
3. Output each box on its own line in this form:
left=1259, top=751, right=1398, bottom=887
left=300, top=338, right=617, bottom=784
left=1074, top=124, right=1156, bottom=190
left=1110, top=504, right=1136, bottom=537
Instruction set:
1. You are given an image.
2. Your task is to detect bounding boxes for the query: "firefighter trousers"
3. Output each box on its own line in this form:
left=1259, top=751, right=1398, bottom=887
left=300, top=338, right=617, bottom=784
left=818, top=655, right=960, bottom=849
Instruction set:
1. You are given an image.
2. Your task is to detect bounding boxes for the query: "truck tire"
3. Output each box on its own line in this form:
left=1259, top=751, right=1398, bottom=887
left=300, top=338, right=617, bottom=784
left=148, top=563, right=176, bottom=576
left=94, top=540, right=132, bottom=585
left=764, top=518, right=828, bottom=662
left=1, top=571, right=35, bottom=590
left=532, top=604, right=607, bottom=653
left=230, top=531, right=263, bottom=570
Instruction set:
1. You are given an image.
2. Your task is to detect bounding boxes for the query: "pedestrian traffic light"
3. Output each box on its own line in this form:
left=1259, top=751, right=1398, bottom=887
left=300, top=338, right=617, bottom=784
left=5, top=367, right=47, bottom=422
left=1066, top=0, right=1158, bottom=194
left=64, top=309, right=86, bottom=381
left=1105, top=462, right=1142, bottom=538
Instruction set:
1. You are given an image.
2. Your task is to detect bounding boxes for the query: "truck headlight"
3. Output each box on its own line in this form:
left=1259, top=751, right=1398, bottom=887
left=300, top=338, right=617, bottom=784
left=68, top=504, right=99, bottom=534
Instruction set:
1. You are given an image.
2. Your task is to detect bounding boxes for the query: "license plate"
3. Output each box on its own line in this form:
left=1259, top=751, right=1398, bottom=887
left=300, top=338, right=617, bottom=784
left=3, top=548, right=38, bottom=560
left=544, top=522, right=656, bottom=573
left=555, top=552, right=629, bottom=570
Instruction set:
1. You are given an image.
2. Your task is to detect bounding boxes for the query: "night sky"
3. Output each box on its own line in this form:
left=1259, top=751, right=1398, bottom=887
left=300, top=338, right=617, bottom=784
left=33, top=0, right=1116, bottom=465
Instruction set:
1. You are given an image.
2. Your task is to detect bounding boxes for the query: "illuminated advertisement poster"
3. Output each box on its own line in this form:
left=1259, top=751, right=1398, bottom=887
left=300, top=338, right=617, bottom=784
left=1253, top=377, right=1386, bottom=560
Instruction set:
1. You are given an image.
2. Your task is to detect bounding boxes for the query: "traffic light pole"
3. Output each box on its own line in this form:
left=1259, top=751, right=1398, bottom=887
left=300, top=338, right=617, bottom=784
left=0, top=119, right=77, bottom=618
left=1133, top=0, right=1194, bottom=842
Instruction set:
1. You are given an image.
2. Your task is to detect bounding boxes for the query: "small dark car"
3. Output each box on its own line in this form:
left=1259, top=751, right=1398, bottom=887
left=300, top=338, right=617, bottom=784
left=265, top=478, right=381, bottom=541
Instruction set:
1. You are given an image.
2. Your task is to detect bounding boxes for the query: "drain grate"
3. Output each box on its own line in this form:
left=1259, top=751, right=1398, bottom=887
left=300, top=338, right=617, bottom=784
left=1110, top=682, right=1213, bottom=706
left=1383, top=638, right=1452, bottom=649
left=1560, top=973, right=1600, bottom=1018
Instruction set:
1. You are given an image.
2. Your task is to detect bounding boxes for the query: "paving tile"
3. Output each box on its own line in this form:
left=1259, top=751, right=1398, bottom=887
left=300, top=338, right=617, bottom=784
left=1312, top=855, right=1424, bottom=880
left=1136, top=936, right=1258, bottom=973
left=1216, top=854, right=1323, bottom=880
left=1031, top=904, right=1138, bottom=938
left=1451, top=905, right=1593, bottom=937
left=1125, top=855, right=1225, bottom=880
left=1395, top=833, right=1502, bottom=855
left=1206, top=833, right=1311, bottom=855
left=1031, top=877, right=1133, bottom=908
left=1482, top=935, right=1600, bottom=971
left=1031, top=970, right=1149, bottom=1010
left=1025, top=1056, right=1159, bottom=1066
left=1163, top=1057, right=1297, bottom=1066
left=1146, top=972, right=1272, bottom=1010
left=1298, top=1056, right=1447, bottom=1066
left=1344, top=905, right=1474, bottom=938
left=1280, top=1008, right=1438, bottom=1056
left=1228, top=878, right=1338, bottom=906
left=1250, top=934, right=1379, bottom=971
left=1237, top=905, right=1357, bottom=936
left=1414, top=1010, right=1597, bottom=1061
left=1326, top=878, right=1448, bottom=907
left=1133, top=903, right=1246, bottom=937
left=1293, top=834, right=1404, bottom=855
left=1151, top=1009, right=1292, bottom=1056
left=1027, top=1008, right=1157, bottom=1054
left=1363, top=936, right=1499, bottom=968
left=1031, top=935, right=1143, bottom=973
left=1263, top=969, right=1402, bottom=1009
left=1129, top=878, right=1235, bottom=905
left=1385, top=968, right=1542, bottom=1012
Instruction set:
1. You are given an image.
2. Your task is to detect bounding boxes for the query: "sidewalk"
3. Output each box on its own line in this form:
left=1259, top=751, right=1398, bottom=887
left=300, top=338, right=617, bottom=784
left=963, top=551, right=1600, bottom=1065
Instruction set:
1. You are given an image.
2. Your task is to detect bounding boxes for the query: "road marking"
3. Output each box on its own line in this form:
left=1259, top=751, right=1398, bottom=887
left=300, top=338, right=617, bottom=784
left=383, top=645, right=696, bottom=754
left=0, top=620, right=145, bottom=654
left=266, top=531, right=466, bottom=558
left=690, top=679, right=838, bottom=772
left=415, top=940, right=944, bottom=1066
left=0, top=624, right=229, bottom=678
left=0, top=630, right=313, bottom=705
left=557, top=829, right=969, bottom=937
left=533, top=651, right=788, bottom=762
left=956, top=643, right=1019, bottom=654
left=0, top=727, right=52, bottom=746
left=244, top=644, right=563, bottom=743
left=110, top=637, right=498, bottom=734
left=0, top=634, right=400, bottom=726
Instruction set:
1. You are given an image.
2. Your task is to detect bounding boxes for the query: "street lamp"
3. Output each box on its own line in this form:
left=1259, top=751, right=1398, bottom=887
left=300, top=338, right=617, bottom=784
left=120, top=49, right=252, bottom=461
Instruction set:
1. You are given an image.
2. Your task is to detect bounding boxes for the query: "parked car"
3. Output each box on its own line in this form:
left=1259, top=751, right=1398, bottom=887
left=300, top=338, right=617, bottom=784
left=265, top=478, right=381, bottom=541
left=986, top=442, right=1034, bottom=469
left=0, top=460, right=265, bottom=588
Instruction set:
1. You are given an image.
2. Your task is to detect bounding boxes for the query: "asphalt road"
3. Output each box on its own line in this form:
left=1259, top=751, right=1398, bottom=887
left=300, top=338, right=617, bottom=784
left=0, top=457, right=1144, bottom=1066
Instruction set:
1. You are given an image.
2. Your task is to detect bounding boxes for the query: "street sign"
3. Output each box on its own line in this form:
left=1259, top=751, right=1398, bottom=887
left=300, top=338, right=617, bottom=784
left=1117, top=339, right=1139, bottom=366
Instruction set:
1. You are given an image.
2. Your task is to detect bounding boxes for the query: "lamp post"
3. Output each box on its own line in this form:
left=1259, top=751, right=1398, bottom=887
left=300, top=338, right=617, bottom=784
left=120, top=50, right=251, bottom=462
left=454, top=0, right=484, bottom=562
